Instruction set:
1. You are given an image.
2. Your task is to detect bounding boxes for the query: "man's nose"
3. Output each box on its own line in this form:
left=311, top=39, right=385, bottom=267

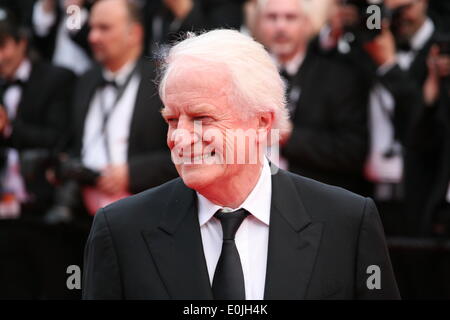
left=274, top=16, right=288, bottom=30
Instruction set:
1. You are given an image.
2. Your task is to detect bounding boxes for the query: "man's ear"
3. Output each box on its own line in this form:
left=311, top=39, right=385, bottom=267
left=257, top=111, right=274, bottom=142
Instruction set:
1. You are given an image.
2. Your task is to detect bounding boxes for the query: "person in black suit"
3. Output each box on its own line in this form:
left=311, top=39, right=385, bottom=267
left=397, top=45, right=450, bottom=299
left=253, top=0, right=369, bottom=195
left=31, top=0, right=94, bottom=74
left=408, top=45, right=450, bottom=236
left=309, top=0, right=435, bottom=236
left=59, top=0, right=176, bottom=217
left=0, top=7, right=74, bottom=220
left=367, top=0, right=438, bottom=235
left=83, top=29, right=399, bottom=300
left=0, top=7, right=77, bottom=299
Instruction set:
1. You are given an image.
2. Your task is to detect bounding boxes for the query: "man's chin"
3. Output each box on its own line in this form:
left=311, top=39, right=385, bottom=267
left=272, top=45, right=295, bottom=60
left=178, top=164, right=217, bottom=191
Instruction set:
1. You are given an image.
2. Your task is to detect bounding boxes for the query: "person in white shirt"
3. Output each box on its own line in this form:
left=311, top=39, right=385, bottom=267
left=83, top=28, right=399, bottom=300
left=0, top=7, right=76, bottom=299
left=57, top=0, right=176, bottom=218
left=252, top=0, right=370, bottom=195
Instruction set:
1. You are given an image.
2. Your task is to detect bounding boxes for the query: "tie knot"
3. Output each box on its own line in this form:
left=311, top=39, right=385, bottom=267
left=99, top=77, right=118, bottom=88
left=214, top=208, right=249, bottom=240
left=2, top=78, right=25, bottom=90
left=280, top=68, right=290, bottom=82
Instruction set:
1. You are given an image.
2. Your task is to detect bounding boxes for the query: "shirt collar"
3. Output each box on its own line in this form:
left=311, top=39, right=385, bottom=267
left=102, top=59, right=137, bottom=86
left=410, top=17, right=434, bottom=52
left=273, top=51, right=305, bottom=77
left=197, top=158, right=272, bottom=227
left=14, top=58, right=31, bottom=82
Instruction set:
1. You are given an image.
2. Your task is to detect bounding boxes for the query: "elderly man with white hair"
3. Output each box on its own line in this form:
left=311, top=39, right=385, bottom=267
left=82, top=29, right=399, bottom=300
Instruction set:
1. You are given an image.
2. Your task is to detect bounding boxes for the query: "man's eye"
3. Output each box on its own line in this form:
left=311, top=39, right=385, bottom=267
left=266, top=13, right=277, bottom=22
left=166, top=118, right=178, bottom=125
left=193, top=116, right=212, bottom=122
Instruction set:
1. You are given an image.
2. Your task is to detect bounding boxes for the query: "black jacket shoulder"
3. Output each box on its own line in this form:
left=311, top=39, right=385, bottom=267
left=284, top=170, right=369, bottom=222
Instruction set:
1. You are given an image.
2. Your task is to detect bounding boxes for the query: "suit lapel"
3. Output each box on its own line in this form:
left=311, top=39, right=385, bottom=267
left=75, top=66, right=103, bottom=155
left=127, top=57, right=164, bottom=158
left=264, top=170, right=323, bottom=299
left=141, top=179, right=213, bottom=299
left=290, top=52, right=315, bottom=120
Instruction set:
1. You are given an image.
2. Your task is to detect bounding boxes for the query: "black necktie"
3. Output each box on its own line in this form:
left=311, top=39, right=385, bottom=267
left=212, top=208, right=249, bottom=300
left=396, top=40, right=412, bottom=53
left=2, top=78, right=25, bottom=89
left=280, top=68, right=292, bottom=90
left=98, top=77, right=118, bottom=89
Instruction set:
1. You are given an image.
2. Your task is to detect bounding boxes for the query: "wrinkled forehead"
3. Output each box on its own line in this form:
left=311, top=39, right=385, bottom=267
left=90, top=0, right=128, bottom=25
left=164, top=58, right=233, bottom=98
left=259, top=0, right=303, bottom=15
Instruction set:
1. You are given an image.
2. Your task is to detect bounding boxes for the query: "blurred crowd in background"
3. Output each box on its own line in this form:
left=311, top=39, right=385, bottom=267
left=0, top=0, right=449, bottom=299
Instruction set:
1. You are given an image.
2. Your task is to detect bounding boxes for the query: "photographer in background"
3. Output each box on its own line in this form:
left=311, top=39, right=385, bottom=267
left=52, top=0, right=176, bottom=221
left=400, top=41, right=450, bottom=299
left=254, top=0, right=370, bottom=195
left=407, top=41, right=450, bottom=237
left=314, top=0, right=435, bottom=236
left=0, top=7, right=76, bottom=298
left=363, top=0, right=434, bottom=236
left=32, top=0, right=94, bottom=75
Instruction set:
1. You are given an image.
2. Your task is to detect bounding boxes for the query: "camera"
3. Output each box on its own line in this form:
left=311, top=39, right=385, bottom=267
left=20, top=149, right=99, bottom=186
left=54, top=157, right=100, bottom=186
left=340, top=0, right=416, bottom=47
left=340, top=0, right=389, bottom=45
left=20, top=150, right=100, bottom=224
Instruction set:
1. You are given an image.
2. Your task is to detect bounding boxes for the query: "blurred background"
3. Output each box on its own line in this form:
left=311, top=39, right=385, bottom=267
left=0, top=0, right=449, bottom=299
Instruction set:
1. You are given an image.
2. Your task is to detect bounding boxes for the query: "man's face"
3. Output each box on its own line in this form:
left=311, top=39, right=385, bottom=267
left=88, top=0, right=132, bottom=65
left=0, top=37, right=26, bottom=79
left=257, top=0, right=307, bottom=61
left=162, top=64, right=264, bottom=194
left=387, top=0, right=427, bottom=40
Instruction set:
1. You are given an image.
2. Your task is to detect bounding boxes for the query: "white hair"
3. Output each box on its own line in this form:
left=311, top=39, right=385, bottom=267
left=158, top=29, right=290, bottom=135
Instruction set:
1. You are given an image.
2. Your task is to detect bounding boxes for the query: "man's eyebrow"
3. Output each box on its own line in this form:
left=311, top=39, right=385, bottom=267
left=160, top=108, right=174, bottom=117
left=187, top=104, right=215, bottom=114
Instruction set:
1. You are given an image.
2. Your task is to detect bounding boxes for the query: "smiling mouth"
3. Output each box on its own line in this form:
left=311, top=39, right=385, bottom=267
left=190, top=151, right=216, bottom=163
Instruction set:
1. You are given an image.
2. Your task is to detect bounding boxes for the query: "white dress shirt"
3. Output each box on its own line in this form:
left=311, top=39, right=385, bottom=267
left=82, top=60, right=140, bottom=171
left=197, top=158, right=272, bottom=300
left=397, top=18, right=435, bottom=71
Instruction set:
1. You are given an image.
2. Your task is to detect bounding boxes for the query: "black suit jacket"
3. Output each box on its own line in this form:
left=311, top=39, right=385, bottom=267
left=0, top=61, right=75, bottom=213
left=68, top=58, right=177, bottom=193
left=281, top=51, right=369, bottom=195
left=405, top=84, right=450, bottom=235
left=83, top=169, right=400, bottom=299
